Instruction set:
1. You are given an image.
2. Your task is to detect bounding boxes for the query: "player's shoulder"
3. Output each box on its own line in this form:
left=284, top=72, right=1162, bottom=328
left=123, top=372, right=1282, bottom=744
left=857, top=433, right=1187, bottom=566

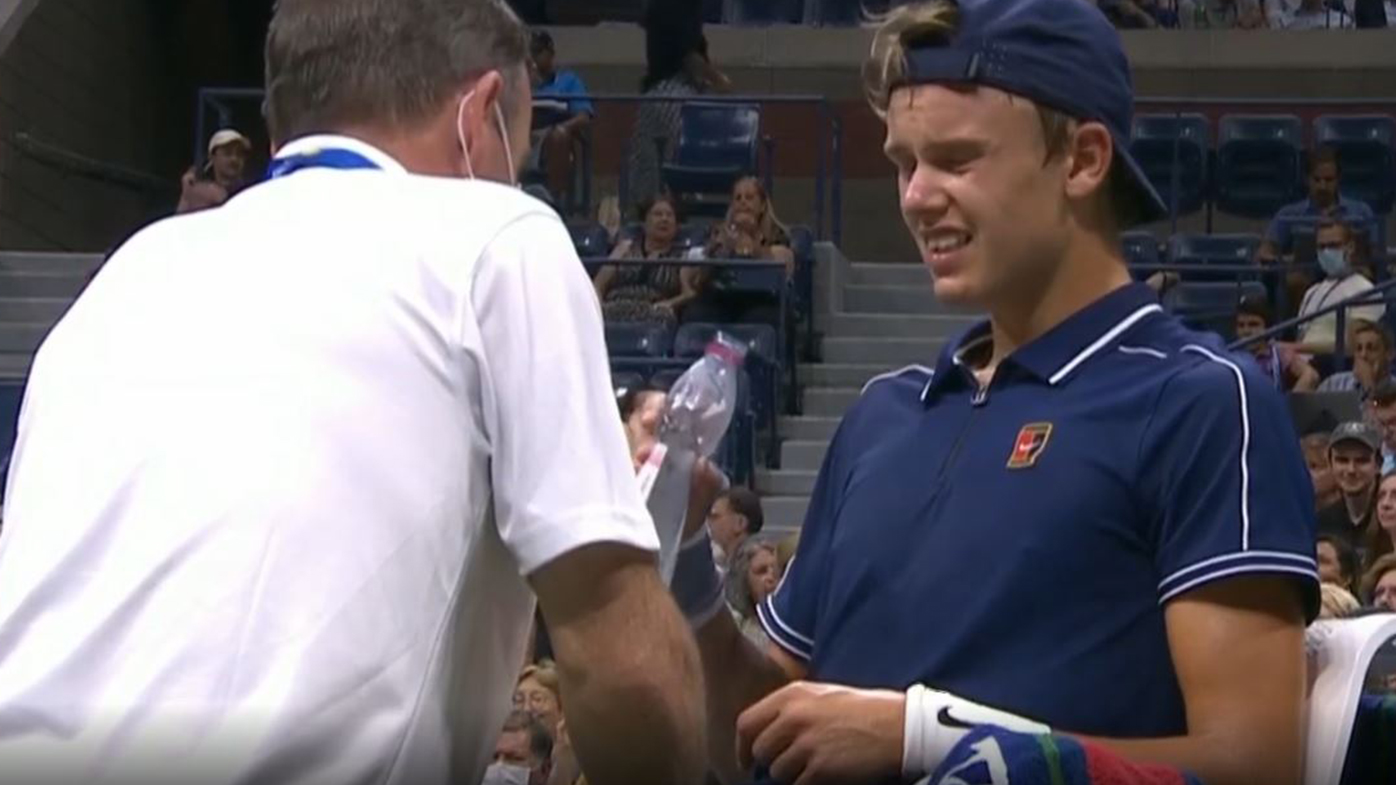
left=409, top=178, right=564, bottom=237
left=1122, top=313, right=1286, bottom=414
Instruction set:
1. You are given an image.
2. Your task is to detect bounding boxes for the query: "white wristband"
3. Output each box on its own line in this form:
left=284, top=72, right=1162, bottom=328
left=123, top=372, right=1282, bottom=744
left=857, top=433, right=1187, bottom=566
left=902, top=684, right=1051, bottom=778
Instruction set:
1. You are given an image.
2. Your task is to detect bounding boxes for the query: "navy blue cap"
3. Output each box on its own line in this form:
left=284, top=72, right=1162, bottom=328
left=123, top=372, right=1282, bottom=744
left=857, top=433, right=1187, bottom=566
left=897, top=0, right=1167, bottom=224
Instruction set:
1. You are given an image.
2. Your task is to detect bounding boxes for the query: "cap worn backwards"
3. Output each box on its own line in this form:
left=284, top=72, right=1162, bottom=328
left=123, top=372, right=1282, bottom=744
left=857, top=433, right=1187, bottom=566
left=894, top=0, right=1167, bottom=223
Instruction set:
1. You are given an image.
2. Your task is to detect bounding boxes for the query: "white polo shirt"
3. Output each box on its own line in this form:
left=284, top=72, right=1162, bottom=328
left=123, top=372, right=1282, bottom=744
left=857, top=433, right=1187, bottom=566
left=1297, top=272, right=1385, bottom=347
left=0, top=135, right=658, bottom=785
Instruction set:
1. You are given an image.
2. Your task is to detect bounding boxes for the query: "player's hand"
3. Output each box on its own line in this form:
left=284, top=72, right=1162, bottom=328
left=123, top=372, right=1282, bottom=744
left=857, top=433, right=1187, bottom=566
left=683, top=457, right=724, bottom=540
left=736, top=681, right=905, bottom=785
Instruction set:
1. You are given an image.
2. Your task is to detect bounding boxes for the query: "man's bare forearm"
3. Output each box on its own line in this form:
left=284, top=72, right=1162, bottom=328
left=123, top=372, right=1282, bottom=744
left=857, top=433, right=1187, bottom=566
left=695, top=611, right=792, bottom=783
left=536, top=548, right=708, bottom=785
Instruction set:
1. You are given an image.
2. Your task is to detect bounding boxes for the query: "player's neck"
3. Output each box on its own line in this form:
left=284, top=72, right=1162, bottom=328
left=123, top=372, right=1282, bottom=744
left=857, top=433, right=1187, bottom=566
left=984, top=235, right=1132, bottom=371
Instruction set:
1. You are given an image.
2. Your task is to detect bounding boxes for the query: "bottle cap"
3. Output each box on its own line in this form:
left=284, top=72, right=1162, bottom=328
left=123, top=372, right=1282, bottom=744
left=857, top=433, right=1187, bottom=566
left=705, top=333, right=748, bottom=367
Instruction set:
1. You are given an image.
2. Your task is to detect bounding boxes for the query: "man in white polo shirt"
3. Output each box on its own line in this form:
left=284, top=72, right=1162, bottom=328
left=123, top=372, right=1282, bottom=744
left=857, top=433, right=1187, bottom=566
left=0, top=1, right=705, bottom=784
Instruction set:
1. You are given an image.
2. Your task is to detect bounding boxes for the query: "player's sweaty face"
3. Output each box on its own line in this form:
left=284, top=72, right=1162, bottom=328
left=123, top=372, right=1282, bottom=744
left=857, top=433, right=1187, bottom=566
left=884, top=84, right=1070, bottom=307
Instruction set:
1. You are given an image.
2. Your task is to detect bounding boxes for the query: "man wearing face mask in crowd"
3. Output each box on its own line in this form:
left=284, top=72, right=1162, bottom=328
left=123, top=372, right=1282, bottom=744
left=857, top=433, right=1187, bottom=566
left=485, top=711, right=554, bottom=785
left=0, top=2, right=707, bottom=785
left=1292, top=218, right=1384, bottom=356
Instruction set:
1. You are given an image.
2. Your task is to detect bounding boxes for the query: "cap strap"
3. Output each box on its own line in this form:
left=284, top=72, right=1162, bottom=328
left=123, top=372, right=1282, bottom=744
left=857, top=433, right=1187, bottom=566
left=903, top=47, right=981, bottom=85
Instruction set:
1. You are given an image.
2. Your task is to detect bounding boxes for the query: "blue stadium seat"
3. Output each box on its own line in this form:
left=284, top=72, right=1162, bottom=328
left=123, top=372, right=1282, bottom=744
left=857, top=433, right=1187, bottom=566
left=1215, top=114, right=1305, bottom=219
left=1163, top=281, right=1266, bottom=339
left=0, top=381, right=22, bottom=503
left=1314, top=114, right=1396, bottom=215
left=1120, top=231, right=1162, bottom=268
left=612, top=371, right=647, bottom=398
left=725, top=0, right=804, bottom=24
left=678, top=222, right=712, bottom=250
left=1130, top=113, right=1210, bottom=217
left=1166, top=233, right=1262, bottom=281
left=567, top=221, right=611, bottom=259
left=604, top=322, right=673, bottom=358
left=661, top=103, right=761, bottom=216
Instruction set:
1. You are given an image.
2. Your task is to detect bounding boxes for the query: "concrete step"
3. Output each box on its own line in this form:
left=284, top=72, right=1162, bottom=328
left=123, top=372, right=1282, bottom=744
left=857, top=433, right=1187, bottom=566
left=0, top=323, right=53, bottom=352
left=0, top=272, right=89, bottom=298
left=780, top=439, right=831, bottom=472
left=762, top=495, right=811, bottom=530
left=825, top=312, right=974, bottom=339
left=757, top=468, right=819, bottom=497
left=848, top=262, right=931, bottom=287
left=843, top=284, right=942, bottom=314
left=822, top=336, right=941, bottom=365
left=779, top=415, right=841, bottom=441
left=798, top=363, right=893, bottom=388
left=0, top=352, right=32, bottom=378
left=0, top=252, right=102, bottom=275
left=804, top=387, right=862, bottom=417
left=0, top=298, right=73, bottom=323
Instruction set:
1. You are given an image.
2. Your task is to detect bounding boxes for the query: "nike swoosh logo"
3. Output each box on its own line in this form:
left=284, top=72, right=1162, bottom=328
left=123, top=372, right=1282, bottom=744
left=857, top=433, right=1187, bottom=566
left=937, top=706, right=977, bottom=730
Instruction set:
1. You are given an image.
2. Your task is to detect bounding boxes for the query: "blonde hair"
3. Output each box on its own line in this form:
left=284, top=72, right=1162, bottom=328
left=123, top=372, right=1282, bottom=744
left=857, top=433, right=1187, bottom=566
left=1318, top=582, right=1360, bottom=620
left=726, top=176, right=788, bottom=247
left=517, top=660, right=561, bottom=700
left=861, top=0, right=1140, bottom=228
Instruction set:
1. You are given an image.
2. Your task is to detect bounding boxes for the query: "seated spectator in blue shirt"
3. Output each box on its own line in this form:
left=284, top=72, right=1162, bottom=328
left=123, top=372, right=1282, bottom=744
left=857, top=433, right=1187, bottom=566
left=1258, top=147, right=1375, bottom=266
left=529, top=31, right=593, bottom=209
left=1235, top=294, right=1319, bottom=391
left=1319, top=319, right=1396, bottom=398
left=1098, top=0, right=1179, bottom=26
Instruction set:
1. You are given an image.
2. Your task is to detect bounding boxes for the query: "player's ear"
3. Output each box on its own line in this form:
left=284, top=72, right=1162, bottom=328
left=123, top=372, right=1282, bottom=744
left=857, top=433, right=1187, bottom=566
left=735, top=513, right=750, bottom=535
left=1063, top=121, right=1113, bottom=202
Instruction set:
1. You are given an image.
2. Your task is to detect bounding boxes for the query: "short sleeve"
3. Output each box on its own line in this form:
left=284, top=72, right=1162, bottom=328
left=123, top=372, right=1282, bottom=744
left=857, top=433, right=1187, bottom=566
left=561, top=72, right=594, bottom=117
left=755, top=424, right=850, bottom=663
left=471, top=211, right=659, bottom=576
left=1140, top=346, right=1320, bottom=620
left=1265, top=205, right=1295, bottom=248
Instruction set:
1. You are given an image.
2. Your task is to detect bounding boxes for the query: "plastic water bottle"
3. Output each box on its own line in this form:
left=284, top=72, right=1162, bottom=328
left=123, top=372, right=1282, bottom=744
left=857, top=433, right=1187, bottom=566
left=637, top=333, right=746, bottom=583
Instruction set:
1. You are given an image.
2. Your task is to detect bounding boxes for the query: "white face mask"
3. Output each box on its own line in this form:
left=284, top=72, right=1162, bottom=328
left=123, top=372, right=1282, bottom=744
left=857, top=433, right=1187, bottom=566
left=458, top=88, right=517, bottom=187
left=481, top=762, right=531, bottom=785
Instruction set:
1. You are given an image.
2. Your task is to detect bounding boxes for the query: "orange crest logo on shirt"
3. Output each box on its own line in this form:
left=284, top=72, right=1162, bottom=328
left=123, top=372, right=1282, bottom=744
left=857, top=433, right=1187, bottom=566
left=1007, top=423, right=1053, bottom=469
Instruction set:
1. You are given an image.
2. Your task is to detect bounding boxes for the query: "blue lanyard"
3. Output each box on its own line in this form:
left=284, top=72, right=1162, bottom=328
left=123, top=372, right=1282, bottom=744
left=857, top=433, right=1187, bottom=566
left=266, top=148, right=382, bottom=179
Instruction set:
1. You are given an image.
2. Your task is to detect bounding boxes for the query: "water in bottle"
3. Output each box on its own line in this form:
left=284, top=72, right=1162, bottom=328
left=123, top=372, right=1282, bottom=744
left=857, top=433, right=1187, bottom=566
left=636, top=333, right=747, bottom=583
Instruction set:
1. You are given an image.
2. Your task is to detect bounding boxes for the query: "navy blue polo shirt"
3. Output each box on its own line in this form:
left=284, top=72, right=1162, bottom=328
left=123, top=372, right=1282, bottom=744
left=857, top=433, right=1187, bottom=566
left=757, top=283, right=1319, bottom=739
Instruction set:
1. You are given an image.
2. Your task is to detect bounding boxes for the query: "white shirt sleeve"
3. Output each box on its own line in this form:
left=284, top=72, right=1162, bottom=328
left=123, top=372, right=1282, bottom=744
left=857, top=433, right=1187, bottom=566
left=470, top=211, right=659, bottom=576
left=1346, top=276, right=1386, bottom=324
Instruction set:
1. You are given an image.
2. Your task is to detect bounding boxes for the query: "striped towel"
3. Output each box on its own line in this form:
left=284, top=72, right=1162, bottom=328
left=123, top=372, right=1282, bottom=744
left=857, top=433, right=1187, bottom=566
left=927, top=727, right=1205, bottom=785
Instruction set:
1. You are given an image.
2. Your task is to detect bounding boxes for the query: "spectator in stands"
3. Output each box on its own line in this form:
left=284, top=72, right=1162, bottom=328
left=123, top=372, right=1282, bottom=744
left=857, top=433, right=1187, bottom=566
left=1368, top=381, right=1396, bottom=472
left=1319, top=319, right=1396, bottom=398
left=485, top=710, right=553, bottom=785
left=626, top=0, right=731, bottom=207
left=685, top=176, right=797, bottom=327
left=706, top=486, right=765, bottom=573
left=1360, top=553, right=1396, bottom=610
left=1318, top=421, right=1382, bottom=553
left=593, top=195, right=703, bottom=327
left=1303, top=430, right=1343, bottom=511
left=1291, top=219, right=1384, bottom=355
left=617, top=385, right=666, bottom=458
left=1317, top=582, right=1361, bottom=619
left=513, top=662, right=580, bottom=785
left=528, top=32, right=593, bottom=209
left=1257, top=148, right=1375, bottom=266
left=1178, top=0, right=1267, bottom=26
left=1318, top=533, right=1360, bottom=593
left=1268, top=0, right=1353, bottom=27
left=1234, top=294, right=1319, bottom=391
left=1098, top=0, right=1179, bottom=27
left=1367, top=469, right=1396, bottom=564
left=724, top=537, right=780, bottom=648
left=177, top=129, right=252, bottom=214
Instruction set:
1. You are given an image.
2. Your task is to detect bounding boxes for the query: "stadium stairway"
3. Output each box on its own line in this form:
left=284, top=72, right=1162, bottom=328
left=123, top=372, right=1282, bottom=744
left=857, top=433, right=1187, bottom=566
left=759, top=256, right=979, bottom=532
left=0, top=252, right=99, bottom=379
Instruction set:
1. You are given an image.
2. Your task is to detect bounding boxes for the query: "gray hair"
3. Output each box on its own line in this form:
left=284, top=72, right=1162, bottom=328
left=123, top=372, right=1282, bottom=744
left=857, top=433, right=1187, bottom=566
left=265, top=0, right=529, bottom=144
left=724, top=537, right=778, bottom=620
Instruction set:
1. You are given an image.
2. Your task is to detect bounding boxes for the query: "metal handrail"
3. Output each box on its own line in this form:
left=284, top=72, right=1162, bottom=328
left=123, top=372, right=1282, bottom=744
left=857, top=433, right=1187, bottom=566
left=1227, top=276, right=1396, bottom=361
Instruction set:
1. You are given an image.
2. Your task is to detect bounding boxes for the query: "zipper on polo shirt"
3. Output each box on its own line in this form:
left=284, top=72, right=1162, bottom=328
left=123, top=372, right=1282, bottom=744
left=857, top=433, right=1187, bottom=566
left=935, top=396, right=984, bottom=485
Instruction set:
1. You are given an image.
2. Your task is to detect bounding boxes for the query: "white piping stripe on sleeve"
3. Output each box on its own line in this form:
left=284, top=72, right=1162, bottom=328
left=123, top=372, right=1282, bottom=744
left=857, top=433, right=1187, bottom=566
left=1158, top=564, right=1319, bottom=605
left=1181, top=344, right=1253, bottom=550
left=1158, top=550, right=1317, bottom=590
left=861, top=364, right=935, bottom=396
left=760, top=595, right=815, bottom=647
left=1048, top=304, right=1164, bottom=384
left=756, top=600, right=813, bottom=660
left=1117, top=345, right=1168, bottom=360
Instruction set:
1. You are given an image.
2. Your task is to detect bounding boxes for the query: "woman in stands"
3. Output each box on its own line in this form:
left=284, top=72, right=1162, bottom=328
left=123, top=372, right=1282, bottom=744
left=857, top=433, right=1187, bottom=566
left=1361, top=553, right=1396, bottom=611
left=1366, top=469, right=1396, bottom=567
left=724, top=537, right=782, bottom=649
left=593, top=195, right=703, bottom=327
left=686, top=176, right=796, bottom=326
